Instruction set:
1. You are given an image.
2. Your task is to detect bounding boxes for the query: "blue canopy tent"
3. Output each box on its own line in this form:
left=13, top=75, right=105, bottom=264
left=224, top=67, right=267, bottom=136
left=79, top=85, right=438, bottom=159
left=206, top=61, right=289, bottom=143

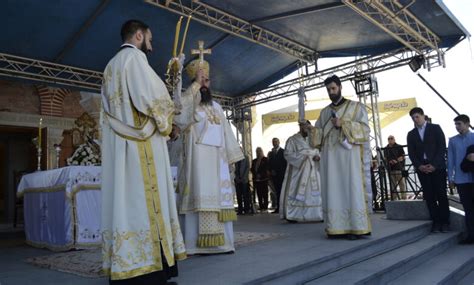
left=0, top=0, right=469, bottom=98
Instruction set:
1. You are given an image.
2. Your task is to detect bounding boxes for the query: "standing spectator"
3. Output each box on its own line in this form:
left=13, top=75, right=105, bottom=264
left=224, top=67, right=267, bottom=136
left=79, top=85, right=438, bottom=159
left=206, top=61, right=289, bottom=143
left=384, top=135, right=407, bottom=199
left=251, top=147, right=270, bottom=211
left=235, top=150, right=251, bottom=215
left=448, top=114, right=474, bottom=244
left=407, top=107, right=449, bottom=233
left=267, top=138, right=287, bottom=213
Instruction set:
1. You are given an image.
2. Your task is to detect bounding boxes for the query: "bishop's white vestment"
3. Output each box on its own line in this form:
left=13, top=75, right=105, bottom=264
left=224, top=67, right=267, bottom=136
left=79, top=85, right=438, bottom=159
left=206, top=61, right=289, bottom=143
left=174, top=82, right=244, bottom=254
left=311, top=99, right=372, bottom=235
left=101, top=45, right=186, bottom=280
left=280, top=132, right=323, bottom=222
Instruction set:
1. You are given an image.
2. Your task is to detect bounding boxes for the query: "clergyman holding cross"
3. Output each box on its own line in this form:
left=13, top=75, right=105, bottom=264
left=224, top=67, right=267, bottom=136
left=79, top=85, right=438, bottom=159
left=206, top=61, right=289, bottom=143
left=173, top=41, right=244, bottom=255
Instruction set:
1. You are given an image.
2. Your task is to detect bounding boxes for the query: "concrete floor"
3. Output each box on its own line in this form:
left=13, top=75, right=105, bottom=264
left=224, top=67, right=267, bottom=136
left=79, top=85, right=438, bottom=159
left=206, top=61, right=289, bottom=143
left=0, top=213, right=432, bottom=285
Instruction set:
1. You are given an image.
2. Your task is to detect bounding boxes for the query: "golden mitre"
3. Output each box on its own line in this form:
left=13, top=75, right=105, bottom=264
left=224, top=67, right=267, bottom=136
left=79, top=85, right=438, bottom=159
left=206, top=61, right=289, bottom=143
left=186, top=40, right=211, bottom=80
left=185, top=59, right=210, bottom=80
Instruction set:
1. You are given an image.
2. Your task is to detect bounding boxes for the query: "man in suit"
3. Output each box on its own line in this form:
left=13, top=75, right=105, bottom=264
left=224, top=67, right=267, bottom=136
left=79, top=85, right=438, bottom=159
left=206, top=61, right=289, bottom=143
left=267, top=138, right=287, bottom=213
left=407, top=107, right=450, bottom=233
left=235, top=150, right=251, bottom=215
left=251, top=147, right=270, bottom=211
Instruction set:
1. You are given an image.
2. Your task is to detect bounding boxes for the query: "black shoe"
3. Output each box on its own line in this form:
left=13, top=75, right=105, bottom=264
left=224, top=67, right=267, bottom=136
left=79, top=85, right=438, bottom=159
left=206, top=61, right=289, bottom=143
left=271, top=209, right=279, bottom=214
left=286, top=219, right=298, bottom=223
left=440, top=224, right=450, bottom=233
left=459, top=237, right=474, bottom=245
left=431, top=224, right=440, bottom=233
left=346, top=234, right=360, bottom=240
left=237, top=211, right=244, bottom=215
left=327, top=234, right=346, bottom=240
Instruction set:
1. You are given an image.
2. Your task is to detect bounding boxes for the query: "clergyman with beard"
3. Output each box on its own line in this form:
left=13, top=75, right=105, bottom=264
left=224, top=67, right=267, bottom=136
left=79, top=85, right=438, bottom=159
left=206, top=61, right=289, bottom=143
left=305, top=75, right=372, bottom=240
left=279, top=120, right=323, bottom=223
left=100, top=19, right=187, bottom=284
left=173, top=57, right=244, bottom=255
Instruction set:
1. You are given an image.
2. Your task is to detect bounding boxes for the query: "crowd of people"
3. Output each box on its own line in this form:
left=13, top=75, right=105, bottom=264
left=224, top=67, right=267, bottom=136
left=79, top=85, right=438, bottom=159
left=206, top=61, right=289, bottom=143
left=99, top=19, right=474, bottom=284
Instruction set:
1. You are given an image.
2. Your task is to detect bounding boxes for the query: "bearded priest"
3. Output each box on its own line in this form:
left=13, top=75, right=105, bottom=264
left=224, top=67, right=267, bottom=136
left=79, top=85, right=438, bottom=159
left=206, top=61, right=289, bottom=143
left=174, top=45, right=244, bottom=255
left=100, top=19, right=186, bottom=284
left=280, top=120, right=323, bottom=223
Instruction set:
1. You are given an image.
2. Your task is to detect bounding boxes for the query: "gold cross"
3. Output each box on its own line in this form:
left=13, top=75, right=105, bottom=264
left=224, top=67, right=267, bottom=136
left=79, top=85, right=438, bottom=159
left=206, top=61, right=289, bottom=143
left=191, top=41, right=211, bottom=63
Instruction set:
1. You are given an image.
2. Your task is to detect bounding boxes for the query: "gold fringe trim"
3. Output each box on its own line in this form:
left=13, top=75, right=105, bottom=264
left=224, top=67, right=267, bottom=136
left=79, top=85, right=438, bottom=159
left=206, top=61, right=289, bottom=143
left=174, top=252, right=188, bottom=261
left=326, top=229, right=371, bottom=235
left=197, top=234, right=225, bottom=247
left=218, top=209, right=237, bottom=222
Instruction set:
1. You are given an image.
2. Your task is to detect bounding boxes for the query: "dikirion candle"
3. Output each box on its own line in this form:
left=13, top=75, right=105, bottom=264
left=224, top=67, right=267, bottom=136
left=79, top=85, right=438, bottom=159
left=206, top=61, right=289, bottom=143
left=38, top=117, right=42, bottom=150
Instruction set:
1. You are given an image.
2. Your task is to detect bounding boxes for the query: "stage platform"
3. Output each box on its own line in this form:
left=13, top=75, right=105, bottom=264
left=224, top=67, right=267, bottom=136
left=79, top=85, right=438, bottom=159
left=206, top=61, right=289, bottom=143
left=1, top=212, right=473, bottom=285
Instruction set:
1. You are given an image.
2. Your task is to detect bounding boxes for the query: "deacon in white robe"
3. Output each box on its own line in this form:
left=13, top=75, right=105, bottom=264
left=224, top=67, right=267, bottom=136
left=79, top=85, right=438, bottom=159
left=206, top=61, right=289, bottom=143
left=280, top=122, right=323, bottom=222
left=174, top=67, right=244, bottom=255
left=101, top=20, right=186, bottom=283
left=308, top=75, right=371, bottom=239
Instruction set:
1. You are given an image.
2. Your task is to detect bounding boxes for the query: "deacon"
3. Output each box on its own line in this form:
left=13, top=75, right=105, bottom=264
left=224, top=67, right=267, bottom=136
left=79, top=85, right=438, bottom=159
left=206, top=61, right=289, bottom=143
left=307, top=75, right=371, bottom=240
left=100, top=20, right=186, bottom=284
left=280, top=120, right=323, bottom=223
left=174, top=41, right=244, bottom=254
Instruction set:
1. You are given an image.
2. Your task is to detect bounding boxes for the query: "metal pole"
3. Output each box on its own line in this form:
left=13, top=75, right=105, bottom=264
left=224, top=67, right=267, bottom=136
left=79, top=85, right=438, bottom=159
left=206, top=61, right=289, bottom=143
left=417, top=73, right=473, bottom=129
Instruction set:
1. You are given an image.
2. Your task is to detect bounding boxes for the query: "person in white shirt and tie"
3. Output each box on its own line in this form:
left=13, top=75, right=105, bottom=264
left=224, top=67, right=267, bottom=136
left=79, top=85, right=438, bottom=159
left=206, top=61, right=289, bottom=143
left=407, top=107, right=449, bottom=233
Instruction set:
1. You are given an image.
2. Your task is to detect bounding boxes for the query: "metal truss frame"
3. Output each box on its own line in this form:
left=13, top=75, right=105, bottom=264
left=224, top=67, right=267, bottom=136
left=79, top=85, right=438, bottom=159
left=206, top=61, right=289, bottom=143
left=0, top=52, right=240, bottom=111
left=354, top=74, right=383, bottom=153
left=0, top=53, right=103, bottom=91
left=144, top=0, right=317, bottom=63
left=342, top=0, right=445, bottom=70
left=0, top=0, right=452, bottom=112
left=232, top=48, right=434, bottom=109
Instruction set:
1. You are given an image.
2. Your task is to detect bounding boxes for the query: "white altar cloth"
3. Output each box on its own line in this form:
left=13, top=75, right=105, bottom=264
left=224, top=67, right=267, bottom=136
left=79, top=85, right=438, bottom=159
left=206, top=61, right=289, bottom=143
left=17, top=166, right=101, bottom=251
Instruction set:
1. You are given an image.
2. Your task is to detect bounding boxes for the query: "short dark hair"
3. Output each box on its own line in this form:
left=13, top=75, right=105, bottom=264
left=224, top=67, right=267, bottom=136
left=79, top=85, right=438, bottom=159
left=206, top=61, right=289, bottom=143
left=324, top=75, right=341, bottom=87
left=454, top=114, right=470, bottom=124
left=409, top=107, right=424, bottom=117
left=121, top=20, right=149, bottom=42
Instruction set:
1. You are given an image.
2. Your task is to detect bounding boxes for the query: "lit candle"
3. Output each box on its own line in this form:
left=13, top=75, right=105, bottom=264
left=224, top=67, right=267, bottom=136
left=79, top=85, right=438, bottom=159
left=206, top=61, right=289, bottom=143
left=38, top=117, right=42, bottom=150
left=173, top=16, right=183, bottom=57
left=179, top=16, right=192, bottom=55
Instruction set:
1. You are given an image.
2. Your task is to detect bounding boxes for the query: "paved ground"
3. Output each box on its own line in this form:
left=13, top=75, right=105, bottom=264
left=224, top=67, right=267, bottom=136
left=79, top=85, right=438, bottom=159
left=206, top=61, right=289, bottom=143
left=0, top=212, right=429, bottom=285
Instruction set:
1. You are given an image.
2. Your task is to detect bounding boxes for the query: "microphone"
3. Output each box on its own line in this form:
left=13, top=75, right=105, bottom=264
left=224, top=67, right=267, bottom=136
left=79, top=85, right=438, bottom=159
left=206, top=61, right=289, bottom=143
left=331, top=110, right=340, bottom=129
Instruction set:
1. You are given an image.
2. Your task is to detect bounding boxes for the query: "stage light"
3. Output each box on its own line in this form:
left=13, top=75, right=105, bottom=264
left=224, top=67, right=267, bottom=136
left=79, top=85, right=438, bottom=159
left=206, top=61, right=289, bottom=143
left=409, top=55, right=425, bottom=72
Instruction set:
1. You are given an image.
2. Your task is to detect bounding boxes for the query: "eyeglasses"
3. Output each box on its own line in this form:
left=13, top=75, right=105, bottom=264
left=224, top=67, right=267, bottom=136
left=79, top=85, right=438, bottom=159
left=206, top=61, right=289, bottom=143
left=388, top=138, right=394, bottom=140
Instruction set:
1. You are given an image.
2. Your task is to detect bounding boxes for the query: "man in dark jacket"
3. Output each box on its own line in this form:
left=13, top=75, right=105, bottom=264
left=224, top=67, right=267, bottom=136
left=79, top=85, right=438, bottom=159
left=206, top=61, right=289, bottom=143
left=384, top=135, right=406, bottom=199
left=407, top=107, right=449, bottom=233
left=267, top=138, right=287, bottom=213
left=251, top=147, right=270, bottom=211
left=235, top=152, right=251, bottom=215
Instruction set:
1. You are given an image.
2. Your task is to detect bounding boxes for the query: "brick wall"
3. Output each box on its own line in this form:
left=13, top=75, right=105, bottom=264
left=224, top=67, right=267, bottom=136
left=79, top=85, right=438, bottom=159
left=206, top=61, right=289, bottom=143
left=0, top=80, right=40, bottom=114
left=0, top=80, right=85, bottom=119
left=63, top=91, right=86, bottom=118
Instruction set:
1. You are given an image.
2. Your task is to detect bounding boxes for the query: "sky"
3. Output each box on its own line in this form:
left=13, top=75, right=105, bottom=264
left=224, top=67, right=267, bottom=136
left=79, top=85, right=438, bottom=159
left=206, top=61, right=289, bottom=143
left=250, top=0, right=474, bottom=155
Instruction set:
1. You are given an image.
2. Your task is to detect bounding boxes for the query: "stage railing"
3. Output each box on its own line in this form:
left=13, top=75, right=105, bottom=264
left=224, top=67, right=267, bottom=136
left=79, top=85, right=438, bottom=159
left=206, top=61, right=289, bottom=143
left=372, top=145, right=459, bottom=212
